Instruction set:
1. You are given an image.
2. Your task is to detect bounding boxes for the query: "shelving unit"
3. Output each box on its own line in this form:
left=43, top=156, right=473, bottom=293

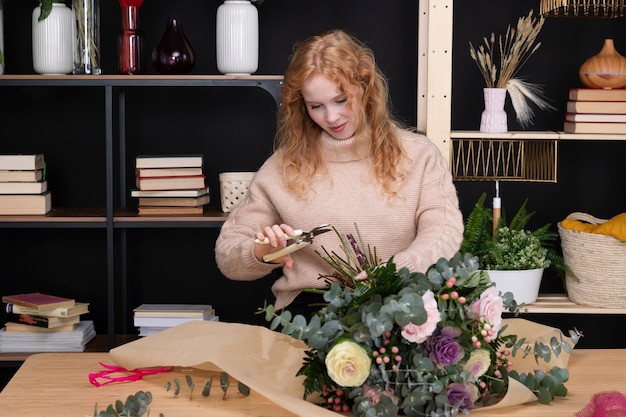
left=0, top=75, right=283, bottom=352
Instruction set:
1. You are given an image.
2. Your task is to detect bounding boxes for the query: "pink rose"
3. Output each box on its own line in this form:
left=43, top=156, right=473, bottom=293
left=401, top=290, right=441, bottom=344
left=469, top=287, right=503, bottom=334
left=361, top=384, right=399, bottom=406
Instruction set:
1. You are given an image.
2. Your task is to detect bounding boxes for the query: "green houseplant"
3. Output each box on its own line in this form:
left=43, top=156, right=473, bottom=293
left=461, top=192, right=570, bottom=303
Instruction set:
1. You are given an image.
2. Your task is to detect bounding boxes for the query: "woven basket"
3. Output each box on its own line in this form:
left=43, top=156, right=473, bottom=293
left=558, top=212, right=626, bottom=307
left=219, top=172, right=255, bottom=213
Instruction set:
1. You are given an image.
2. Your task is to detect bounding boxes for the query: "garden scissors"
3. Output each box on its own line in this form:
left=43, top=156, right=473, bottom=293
left=254, top=224, right=332, bottom=262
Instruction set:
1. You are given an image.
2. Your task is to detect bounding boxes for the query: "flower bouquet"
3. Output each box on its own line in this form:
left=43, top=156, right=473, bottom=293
left=262, top=226, right=580, bottom=417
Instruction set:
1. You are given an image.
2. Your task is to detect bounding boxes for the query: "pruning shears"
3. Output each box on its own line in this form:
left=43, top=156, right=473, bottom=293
left=254, top=224, right=332, bottom=262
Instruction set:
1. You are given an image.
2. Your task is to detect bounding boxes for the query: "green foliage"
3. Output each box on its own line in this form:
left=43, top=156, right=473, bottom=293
left=92, top=391, right=157, bottom=417
left=37, top=0, right=65, bottom=22
left=94, top=373, right=251, bottom=416
left=164, top=373, right=250, bottom=400
left=461, top=192, right=573, bottom=285
left=508, top=367, right=569, bottom=404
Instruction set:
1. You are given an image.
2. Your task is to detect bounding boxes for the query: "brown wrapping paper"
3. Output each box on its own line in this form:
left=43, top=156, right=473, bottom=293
left=110, top=318, right=571, bottom=416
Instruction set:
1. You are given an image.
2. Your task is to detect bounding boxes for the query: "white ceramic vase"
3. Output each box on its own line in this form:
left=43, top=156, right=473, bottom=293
left=479, top=87, right=508, bottom=133
left=216, top=0, right=258, bottom=75
left=486, top=268, right=544, bottom=305
left=32, top=3, right=74, bottom=75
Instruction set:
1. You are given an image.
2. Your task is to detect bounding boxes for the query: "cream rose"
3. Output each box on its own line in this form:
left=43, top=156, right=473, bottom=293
left=463, top=348, right=491, bottom=378
left=325, top=340, right=371, bottom=387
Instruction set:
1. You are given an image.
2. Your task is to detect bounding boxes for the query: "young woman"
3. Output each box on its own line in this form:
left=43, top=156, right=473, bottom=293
left=215, top=29, right=463, bottom=315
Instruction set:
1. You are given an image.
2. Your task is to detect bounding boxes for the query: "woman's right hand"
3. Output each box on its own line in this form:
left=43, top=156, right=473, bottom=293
left=253, top=224, right=297, bottom=268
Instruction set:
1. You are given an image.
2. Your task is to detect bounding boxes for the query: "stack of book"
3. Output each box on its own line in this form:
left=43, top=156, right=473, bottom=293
left=563, top=88, right=626, bottom=134
left=131, top=154, right=210, bottom=215
left=0, top=292, right=94, bottom=352
left=0, top=154, right=52, bottom=215
left=133, top=303, right=218, bottom=336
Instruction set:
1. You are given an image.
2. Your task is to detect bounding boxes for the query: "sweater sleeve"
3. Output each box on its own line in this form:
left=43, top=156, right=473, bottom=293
left=392, top=139, right=464, bottom=273
left=214, top=168, right=282, bottom=281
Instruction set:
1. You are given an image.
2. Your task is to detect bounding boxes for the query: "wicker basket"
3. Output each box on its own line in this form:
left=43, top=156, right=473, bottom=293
left=558, top=212, right=626, bottom=307
left=219, top=172, right=255, bottom=213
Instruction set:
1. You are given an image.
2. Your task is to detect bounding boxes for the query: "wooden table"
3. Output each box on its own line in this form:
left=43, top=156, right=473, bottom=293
left=0, top=350, right=624, bottom=417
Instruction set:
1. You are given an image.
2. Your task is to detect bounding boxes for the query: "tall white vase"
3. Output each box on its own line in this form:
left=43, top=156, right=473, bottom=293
left=32, top=3, right=74, bottom=75
left=216, top=0, right=258, bottom=75
left=479, top=87, right=508, bottom=133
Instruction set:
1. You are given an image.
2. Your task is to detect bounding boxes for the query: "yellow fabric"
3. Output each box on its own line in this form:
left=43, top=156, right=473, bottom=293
left=561, top=213, right=626, bottom=243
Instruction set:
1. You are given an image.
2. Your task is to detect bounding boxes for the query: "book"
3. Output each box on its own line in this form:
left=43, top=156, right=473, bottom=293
left=137, top=206, right=204, bottom=215
left=569, top=88, right=626, bottom=102
left=137, top=194, right=210, bottom=207
left=137, top=318, right=219, bottom=337
left=566, top=100, right=626, bottom=114
left=0, top=192, right=52, bottom=215
left=0, top=180, right=47, bottom=194
left=133, top=315, right=213, bottom=328
left=4, top=322, right=79, bottom=333
left=133, top=303, right=214, bottom=318
left=131, top=187, right=209, bottom=198
left=565, top=113, right=626, bottom=123
left=0, top=154, right=45, bottom=170
left=0, top=169, right=44, bottom=182
left=5, top=301, right=89, bottom=318
left=1, top=292, right=75, bottom=312
left=4, top=313, right=80, bottom=329
left=0, top=320, right=96, bottom=352
left=136, top=167, right=203, bottom=177
left=563, top=121, right=626, bottom=134
left=135, top=154, right=203, bottom=169
left=135, top=175, right=206, bottom=191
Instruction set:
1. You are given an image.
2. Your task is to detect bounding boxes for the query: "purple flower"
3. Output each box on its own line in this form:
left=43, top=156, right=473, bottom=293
left=426, top=326, right=464, bottom=366
left=446, top=382, right=478, bottom=410
left=347, top=234, right=367, bottom=268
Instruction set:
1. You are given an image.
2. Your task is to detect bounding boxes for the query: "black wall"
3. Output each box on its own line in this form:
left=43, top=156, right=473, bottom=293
left=1, top=1, right=625, bottom=348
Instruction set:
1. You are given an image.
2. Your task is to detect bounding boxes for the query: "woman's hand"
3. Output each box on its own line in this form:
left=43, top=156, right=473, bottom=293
left=253, top=224, right=297, bottom=268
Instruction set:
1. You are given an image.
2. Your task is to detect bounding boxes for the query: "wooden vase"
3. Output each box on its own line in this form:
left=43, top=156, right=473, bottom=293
left=579, top=39, right=626, bottom=89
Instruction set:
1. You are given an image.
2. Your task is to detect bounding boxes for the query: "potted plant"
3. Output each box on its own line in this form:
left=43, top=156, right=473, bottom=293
left=461, top=192, right=569, bottom=305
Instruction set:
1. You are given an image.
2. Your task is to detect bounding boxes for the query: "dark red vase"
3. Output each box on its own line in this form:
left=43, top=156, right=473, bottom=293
left=118, top=5, right=145, bottom=75
left=152, top=17, right=195, bottom=74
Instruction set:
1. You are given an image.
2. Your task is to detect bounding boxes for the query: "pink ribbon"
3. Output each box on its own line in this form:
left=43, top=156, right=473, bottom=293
left=89, top=362, right=173, bottom=387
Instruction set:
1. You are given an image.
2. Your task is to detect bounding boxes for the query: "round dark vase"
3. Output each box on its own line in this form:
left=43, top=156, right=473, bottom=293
left=152, top=17, right=195, bottom=74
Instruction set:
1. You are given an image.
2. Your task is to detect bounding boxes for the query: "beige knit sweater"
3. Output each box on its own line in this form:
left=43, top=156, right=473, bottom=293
left=215, top=128, right=464, bottom=309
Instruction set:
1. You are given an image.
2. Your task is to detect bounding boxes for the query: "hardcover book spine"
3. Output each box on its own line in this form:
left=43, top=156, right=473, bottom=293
left=5, top=303, right=69, bottom=317
left=5, top=313, right=56, bottom=328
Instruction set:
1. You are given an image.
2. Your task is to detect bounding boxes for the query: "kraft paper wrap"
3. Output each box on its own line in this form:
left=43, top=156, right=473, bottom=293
left=109, top=318, right=572, bottom=416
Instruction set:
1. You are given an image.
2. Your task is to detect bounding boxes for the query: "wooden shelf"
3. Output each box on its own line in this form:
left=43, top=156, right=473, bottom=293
left=523, top=294, right=626, bottom=314
left=451, top=130, right=626, bottom=141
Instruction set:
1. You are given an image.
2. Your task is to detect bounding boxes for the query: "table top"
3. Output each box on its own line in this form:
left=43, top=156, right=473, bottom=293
left=0, top=349, right=625, bottom=417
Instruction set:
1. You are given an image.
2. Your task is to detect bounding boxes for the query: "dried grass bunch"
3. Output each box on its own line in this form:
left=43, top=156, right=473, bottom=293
left=469, top=10, right=554, bottom=128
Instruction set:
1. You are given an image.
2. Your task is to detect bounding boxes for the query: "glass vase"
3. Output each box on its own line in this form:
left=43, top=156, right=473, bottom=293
left=151, top=17, right=195, bottom=74
left=73, top=0, right=101, bottom=75
left=118, top=5, right=145, bottom=74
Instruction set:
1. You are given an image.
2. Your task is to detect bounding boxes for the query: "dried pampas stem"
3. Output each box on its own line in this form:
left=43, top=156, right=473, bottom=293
left=506, top=78, right=555, bottom=128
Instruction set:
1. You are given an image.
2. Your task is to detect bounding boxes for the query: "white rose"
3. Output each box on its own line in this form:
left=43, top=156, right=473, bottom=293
left=325, top=340, right=371, bottom=387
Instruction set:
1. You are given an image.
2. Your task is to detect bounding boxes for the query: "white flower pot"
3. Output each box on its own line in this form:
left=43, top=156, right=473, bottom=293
left=32, top=3, right=74, bottom=75
left=216, top=0, right=258, bottom=75
left=486, top=268, right=544, bottom=305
